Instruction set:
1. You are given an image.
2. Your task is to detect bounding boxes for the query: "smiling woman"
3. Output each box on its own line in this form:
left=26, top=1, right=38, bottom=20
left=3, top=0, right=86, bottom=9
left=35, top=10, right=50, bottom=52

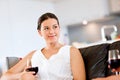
left=0, top=12, right=86, bottom=80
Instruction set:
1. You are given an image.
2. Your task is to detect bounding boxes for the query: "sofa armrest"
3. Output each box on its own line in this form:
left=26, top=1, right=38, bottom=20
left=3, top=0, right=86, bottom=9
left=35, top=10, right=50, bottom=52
left=6, top=57, right=21, bottom=69
left=0, top=56, right=21, bottom=76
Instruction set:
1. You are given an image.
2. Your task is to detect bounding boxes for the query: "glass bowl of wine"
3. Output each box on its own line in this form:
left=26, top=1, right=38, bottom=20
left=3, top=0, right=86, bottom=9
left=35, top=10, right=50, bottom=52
left=108, top=49, right=120, bottom=75
left=26, top=67, right=39, bottom=75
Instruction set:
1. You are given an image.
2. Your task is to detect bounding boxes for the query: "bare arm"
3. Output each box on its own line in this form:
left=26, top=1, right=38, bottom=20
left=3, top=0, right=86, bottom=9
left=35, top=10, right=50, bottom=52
left=70, top=47, right=86, bottom=80
left=0, top=50, right=36, bottom=80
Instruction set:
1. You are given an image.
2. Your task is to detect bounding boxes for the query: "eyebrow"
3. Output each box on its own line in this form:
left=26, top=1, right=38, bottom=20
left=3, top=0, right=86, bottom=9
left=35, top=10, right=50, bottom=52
left=42, top=24, right=58, bottom=28
left=53, top=24, right=58, bottom=26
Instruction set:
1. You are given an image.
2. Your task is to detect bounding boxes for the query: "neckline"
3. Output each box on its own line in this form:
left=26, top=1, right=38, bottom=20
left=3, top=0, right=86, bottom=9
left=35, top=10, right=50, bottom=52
left=40, top=45, right=66, bottom=60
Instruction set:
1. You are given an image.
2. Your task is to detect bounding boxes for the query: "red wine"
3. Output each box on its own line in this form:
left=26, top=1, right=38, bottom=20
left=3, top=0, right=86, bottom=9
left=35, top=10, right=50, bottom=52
left=108, top=59, right=120, bottom=69
left=26, top=67, right=38, bottom=75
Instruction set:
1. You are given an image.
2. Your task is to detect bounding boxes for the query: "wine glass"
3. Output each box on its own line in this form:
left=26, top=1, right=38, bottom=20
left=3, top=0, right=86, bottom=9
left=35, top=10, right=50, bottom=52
left=108, top=49, right=120, bottom=75
left=26, top=59, right=39, bottom=75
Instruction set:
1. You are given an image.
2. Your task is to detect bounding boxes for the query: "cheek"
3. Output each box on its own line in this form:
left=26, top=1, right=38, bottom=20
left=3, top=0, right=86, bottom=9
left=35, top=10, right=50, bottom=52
left=41, top=32, right=47, bottom=37
left=38, top=31, right=46, bottom=37
left=43, top=32, right=50, bottom=39
left=57, top=30, right=60, bottom=37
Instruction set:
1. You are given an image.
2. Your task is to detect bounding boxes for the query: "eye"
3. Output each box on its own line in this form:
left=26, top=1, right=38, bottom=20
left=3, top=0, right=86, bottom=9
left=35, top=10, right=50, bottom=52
left=53, top=25, right=58, bottom=29
left=44, top=27, right=49, bottom=30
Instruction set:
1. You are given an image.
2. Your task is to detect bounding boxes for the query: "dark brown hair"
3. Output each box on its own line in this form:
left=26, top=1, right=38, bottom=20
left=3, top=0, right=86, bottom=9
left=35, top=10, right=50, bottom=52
left=37, top=12, right=59, bottom=30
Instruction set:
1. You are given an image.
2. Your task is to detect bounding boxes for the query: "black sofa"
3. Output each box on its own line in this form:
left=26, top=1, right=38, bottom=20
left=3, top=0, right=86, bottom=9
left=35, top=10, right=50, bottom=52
left=79, top=40, right=120, bottom=80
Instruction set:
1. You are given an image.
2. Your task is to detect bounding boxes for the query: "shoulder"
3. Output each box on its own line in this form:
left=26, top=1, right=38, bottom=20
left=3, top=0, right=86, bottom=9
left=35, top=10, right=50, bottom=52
left=63, top=45, right=80, bottom=54
left=70, top=46, right=82, bottom=59
left=24, top=50, right=37, bottom=60
left=20, top=50, right=37, bottom=64
left=70, top=46, right=80, bottom=54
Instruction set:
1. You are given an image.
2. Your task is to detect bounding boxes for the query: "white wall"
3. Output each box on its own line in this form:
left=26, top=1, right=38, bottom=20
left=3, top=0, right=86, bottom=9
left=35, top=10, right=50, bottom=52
left=0, top=0, right=111, bottom=58
left=0, top=0, right=55, bottom=57
left=54, top=0, right=109, bottom=26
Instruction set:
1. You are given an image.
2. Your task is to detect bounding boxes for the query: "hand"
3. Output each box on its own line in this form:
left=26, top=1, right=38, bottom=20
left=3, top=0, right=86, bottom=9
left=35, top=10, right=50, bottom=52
left=112, top=67, right=120, bottom=72
left=108, top=65, right=120, bottom=72
left=20, top=71, right=37, bottom=80
left=20, top=66, right=38, bottom=80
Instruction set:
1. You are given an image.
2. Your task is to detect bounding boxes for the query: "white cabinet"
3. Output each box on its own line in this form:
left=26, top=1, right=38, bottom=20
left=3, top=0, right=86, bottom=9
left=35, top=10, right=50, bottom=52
left=109, top=0, right=120, bottom=13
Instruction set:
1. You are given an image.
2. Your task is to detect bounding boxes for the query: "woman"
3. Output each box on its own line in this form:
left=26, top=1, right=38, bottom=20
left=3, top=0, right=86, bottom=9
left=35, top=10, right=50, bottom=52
left=0, top=12, right=86, bottom=80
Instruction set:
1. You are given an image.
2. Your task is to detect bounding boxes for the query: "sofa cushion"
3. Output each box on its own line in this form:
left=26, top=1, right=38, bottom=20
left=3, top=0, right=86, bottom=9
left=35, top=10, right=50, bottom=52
left=79, top=43, right=110, bottom=80
left=109, top=40, right=120, bottom=50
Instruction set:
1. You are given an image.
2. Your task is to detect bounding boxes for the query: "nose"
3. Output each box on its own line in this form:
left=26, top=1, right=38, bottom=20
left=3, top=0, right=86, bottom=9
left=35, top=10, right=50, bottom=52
left=49, top=28, right=54, bottom=33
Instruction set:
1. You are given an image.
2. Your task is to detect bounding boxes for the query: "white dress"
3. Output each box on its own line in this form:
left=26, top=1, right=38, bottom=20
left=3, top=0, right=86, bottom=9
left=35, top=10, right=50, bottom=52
left=31, top=45, right=73, bottom=80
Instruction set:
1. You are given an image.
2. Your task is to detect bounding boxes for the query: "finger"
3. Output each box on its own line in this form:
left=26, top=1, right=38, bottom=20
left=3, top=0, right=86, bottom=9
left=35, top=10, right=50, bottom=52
left=111, top=69, right=116, bottom=72
left=35, top=75, right=38, bottom=79
left=25, top=66, right=32, bottom=69
left=24, top=66, right=32, bottom=72
left=27, top=71, right=36, bottom=75
left=108, top=65, right=110, bottom=68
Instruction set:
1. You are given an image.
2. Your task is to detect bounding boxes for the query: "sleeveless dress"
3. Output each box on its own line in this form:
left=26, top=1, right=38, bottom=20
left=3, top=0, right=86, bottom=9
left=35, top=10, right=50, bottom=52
left=31, top=45, right=73, bottom=80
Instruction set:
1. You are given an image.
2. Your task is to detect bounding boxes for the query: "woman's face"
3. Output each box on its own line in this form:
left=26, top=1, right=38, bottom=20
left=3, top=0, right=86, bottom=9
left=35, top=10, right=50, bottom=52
left=38, top=18, right=60, bottom=43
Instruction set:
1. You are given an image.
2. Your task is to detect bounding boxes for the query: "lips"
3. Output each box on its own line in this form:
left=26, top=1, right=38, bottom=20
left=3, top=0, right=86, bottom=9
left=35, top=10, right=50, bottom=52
left=48, top=35, right=56, bottom=38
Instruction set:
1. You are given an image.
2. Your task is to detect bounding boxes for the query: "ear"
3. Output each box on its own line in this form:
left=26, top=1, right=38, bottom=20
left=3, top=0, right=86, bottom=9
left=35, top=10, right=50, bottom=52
left=38, top=30, right=42, bottom=36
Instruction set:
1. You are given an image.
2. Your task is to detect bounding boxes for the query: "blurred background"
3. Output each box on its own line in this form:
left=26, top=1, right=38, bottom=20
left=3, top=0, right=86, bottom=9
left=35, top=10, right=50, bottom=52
left=0, top=0, right=120, bottom=57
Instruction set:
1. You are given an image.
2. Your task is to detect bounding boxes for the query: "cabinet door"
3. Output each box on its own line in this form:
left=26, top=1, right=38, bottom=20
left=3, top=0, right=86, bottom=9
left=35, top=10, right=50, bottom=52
left=109, top=0, right=120, bottom=13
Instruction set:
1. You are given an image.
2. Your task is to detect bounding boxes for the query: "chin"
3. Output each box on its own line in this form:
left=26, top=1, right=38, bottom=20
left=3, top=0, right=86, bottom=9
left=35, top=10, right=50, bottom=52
left=49, top=40, right=58, bottom=44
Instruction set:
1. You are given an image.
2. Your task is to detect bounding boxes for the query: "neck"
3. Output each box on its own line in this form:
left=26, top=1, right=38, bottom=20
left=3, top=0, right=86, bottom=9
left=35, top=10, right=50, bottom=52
left=45, top=42, right=63, bottom=50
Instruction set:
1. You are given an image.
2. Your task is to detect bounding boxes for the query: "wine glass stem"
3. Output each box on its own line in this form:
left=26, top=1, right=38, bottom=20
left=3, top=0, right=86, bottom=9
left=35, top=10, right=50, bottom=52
left=115, top=71, right=119, bottom=75
left=27, top=59, right=30, bottom=67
